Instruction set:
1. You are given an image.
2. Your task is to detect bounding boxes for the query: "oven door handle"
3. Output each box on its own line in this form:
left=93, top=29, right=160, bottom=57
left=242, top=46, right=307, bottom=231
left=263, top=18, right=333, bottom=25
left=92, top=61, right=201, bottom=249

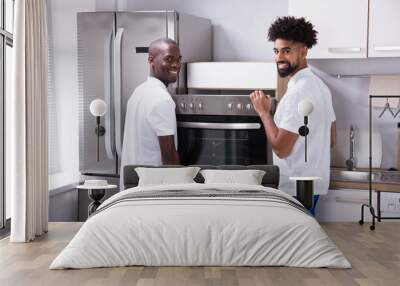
left=177, top=122, right=261, bottom=130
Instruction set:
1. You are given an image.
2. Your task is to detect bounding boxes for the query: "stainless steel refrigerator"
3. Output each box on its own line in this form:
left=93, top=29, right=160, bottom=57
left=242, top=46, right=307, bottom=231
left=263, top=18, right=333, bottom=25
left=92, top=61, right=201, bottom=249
left=77, top=11, right=212, bottom=184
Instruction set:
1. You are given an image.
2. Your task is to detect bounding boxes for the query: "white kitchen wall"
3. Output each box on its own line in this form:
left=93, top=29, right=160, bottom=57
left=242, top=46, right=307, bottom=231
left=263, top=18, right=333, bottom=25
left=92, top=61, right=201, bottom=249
left=95, top=0, right=126, bottom=11
left=120, top=0, right=400, bottom=170
left=310, top=59, right=400, bottom=169
left=124, top=0, right=288, bottom=61
left=48, top=0, right=288, bottom=190
left=49, top=0, right=400, bottom=192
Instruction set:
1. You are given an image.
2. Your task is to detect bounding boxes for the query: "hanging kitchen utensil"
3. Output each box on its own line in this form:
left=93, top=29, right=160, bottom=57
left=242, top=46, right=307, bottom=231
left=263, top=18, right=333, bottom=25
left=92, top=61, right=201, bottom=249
left=378, top=97, right=395, bottom=118
left=394, top=99, right=400, bottom=118
left=397, top=123, right=400, bottom=170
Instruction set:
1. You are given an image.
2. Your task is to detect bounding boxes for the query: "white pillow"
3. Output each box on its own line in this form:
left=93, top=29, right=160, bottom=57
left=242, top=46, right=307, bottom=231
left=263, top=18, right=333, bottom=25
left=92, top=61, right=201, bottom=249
left=200, top=169, right=266, bottom=185
left=135, top=167, right=201, bottom=186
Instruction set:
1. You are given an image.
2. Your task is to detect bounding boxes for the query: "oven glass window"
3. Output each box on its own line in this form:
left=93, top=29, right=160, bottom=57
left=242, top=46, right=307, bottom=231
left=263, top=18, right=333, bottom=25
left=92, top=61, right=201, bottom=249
left=177, top=116, right=269, bottom=165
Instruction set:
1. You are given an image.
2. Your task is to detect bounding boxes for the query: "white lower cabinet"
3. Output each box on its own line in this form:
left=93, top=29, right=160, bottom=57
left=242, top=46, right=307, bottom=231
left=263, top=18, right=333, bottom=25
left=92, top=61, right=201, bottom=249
left=315, top=188, right=374, bottom=222
left=379, top=193, right=400, bottom=218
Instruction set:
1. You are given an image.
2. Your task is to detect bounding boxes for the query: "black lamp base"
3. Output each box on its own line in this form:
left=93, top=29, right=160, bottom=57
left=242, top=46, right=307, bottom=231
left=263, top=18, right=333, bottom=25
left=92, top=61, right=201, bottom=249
left=296, top=180, right=314, bottom=210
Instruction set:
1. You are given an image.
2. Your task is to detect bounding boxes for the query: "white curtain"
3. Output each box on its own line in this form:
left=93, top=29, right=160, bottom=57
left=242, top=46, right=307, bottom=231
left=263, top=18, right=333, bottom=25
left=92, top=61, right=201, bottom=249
left=8, top=0, right=49, bottom=242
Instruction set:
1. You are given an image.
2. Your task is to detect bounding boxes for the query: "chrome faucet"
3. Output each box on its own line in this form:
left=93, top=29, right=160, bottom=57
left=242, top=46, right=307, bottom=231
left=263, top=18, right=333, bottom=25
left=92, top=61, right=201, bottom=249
left=345, top=125, right=356, bottom=171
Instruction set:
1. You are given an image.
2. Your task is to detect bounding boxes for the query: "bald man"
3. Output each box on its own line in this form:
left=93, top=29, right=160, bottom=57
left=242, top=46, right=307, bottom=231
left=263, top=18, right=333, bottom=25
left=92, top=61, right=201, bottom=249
left=120, top=38, right=181, bottom=188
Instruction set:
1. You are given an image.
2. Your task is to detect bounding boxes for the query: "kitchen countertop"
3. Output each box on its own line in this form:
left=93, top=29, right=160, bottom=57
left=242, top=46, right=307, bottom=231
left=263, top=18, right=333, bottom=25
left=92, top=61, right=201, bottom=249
left=330, top=181, right=400, bottom=192
left=330, top=167, right=400, bottom=192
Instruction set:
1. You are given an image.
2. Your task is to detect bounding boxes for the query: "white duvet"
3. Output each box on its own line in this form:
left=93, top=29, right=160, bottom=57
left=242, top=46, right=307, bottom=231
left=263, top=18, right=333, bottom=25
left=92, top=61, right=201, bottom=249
left=50, top=183, right=351, bottom=269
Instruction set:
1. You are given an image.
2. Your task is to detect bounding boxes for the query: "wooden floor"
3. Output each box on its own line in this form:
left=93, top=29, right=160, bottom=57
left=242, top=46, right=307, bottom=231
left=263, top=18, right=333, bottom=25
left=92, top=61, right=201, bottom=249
left=0, top=222, right=399, bottom=286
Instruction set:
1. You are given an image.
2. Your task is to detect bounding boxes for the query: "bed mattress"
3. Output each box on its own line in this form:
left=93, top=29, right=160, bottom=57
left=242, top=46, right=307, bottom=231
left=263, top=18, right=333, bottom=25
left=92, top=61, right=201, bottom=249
left=50, top=183, right=350, bottom=269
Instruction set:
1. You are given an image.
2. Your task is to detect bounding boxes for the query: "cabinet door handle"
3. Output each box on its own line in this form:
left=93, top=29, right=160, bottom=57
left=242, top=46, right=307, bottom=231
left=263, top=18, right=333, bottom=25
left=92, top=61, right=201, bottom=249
left=178, top=122, right=261, bottom=130
left=114, top=28, right=124, bottom=158
left=335, top=196, right=368, bottom=204
left=104, top=31, right=116, bottom=160
left=374, top=46, right=400, bottom=51
left=328, top=47, right=362, bottom=53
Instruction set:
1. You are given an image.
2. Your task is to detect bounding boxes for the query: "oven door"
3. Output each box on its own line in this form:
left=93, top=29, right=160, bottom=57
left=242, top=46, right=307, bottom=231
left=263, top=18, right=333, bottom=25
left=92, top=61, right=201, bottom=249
left=177, top=115, right=270, bottom=165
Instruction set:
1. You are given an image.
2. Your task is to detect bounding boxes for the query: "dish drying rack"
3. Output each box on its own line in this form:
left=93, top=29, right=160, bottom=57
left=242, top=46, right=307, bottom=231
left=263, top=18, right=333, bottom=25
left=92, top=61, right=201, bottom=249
left=359, top=95, right=400, bottom=230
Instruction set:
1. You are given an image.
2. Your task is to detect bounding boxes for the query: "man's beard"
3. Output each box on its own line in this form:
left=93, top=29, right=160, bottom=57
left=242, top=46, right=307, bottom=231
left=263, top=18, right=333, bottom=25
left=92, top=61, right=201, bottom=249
left=276, top=61, right=296, bottom=78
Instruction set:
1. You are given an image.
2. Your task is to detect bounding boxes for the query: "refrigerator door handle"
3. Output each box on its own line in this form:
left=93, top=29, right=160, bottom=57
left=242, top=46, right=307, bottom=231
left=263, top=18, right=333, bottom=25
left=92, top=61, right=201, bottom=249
left=104, top=31, right=116, bottom=159
left=114, top=27, right=124, bottom=158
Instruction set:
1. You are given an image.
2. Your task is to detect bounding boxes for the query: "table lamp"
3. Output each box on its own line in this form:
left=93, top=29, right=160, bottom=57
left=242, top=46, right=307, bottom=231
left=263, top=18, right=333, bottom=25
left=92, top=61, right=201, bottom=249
left=290, top=99, right=318, bottom=211
left=89, top=99, right=107, bottom=162
left=298, top=99, right=314, bottom=162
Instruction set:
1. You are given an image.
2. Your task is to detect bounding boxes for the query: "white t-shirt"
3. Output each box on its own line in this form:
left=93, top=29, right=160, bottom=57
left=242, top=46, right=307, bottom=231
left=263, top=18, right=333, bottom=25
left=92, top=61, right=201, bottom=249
left=120, top=77, right=177, bottom=187
left=273, top=67, right=335, bottom=195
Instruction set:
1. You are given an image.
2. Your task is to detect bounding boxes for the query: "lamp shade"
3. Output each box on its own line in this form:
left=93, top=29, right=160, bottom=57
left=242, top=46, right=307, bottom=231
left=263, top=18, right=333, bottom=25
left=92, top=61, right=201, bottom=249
left=90, top=99, right=107, bottom=117
left=298, top=100, right=314, bottom=116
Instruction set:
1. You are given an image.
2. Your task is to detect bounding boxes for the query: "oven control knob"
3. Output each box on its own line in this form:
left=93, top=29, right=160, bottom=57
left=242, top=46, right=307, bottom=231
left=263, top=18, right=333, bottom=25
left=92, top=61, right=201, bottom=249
left=189, top=103, right=194, bottom=110
left=198, top=103, right=203, bottom=110
left=246, top=103, right=252, bottom=110
left=228, top=103, right=233, bottom=110
left=237, top=103, right=243, bottom=110
left=180, top=102, right=186, bottom=110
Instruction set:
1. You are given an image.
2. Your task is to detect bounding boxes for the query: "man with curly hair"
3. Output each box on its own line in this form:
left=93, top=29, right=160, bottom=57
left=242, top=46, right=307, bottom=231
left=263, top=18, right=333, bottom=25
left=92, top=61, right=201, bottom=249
left=250, top=16, right=337, bottom=213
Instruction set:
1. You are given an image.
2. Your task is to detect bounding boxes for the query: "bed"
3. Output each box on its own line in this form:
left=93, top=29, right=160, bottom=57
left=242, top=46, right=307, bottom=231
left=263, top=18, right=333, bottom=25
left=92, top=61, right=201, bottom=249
left=50, top=165, right=350, bottom=269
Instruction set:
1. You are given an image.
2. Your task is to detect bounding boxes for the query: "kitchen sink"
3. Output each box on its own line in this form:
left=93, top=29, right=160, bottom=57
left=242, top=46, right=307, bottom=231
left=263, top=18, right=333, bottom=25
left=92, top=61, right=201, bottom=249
left=331, top=169, right=377, bottom=182
left=331, top=168, right=400, bottom=184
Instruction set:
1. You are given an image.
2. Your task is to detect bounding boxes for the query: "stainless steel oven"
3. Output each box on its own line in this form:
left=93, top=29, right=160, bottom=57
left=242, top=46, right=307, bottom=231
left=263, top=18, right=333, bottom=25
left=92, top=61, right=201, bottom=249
left=173, top=94, right=273, bottom=165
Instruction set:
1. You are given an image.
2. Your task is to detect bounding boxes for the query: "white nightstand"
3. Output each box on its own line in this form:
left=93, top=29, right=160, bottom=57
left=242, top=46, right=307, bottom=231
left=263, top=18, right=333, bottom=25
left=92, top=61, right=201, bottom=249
left=77, top=183, right=118, bottom=216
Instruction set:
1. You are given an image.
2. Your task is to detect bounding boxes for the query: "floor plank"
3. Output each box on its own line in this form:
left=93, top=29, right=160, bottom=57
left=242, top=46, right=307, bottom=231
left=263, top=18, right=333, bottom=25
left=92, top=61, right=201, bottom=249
left=0, top=222, right=399, bottom=286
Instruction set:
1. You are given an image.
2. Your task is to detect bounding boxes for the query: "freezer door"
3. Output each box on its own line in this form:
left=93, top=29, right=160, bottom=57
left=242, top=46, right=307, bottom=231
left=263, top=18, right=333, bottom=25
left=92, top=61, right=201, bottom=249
left=114, top=11, right=176, bottom=162
left=77, top=12, right=117, bottom=175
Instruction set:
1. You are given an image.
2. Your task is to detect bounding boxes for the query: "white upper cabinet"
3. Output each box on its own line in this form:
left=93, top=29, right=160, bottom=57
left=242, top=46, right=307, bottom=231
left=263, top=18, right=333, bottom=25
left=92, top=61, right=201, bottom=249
left=368, top=0, right=400, bottom=57
left=289, top=0, right=368, bottom=59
